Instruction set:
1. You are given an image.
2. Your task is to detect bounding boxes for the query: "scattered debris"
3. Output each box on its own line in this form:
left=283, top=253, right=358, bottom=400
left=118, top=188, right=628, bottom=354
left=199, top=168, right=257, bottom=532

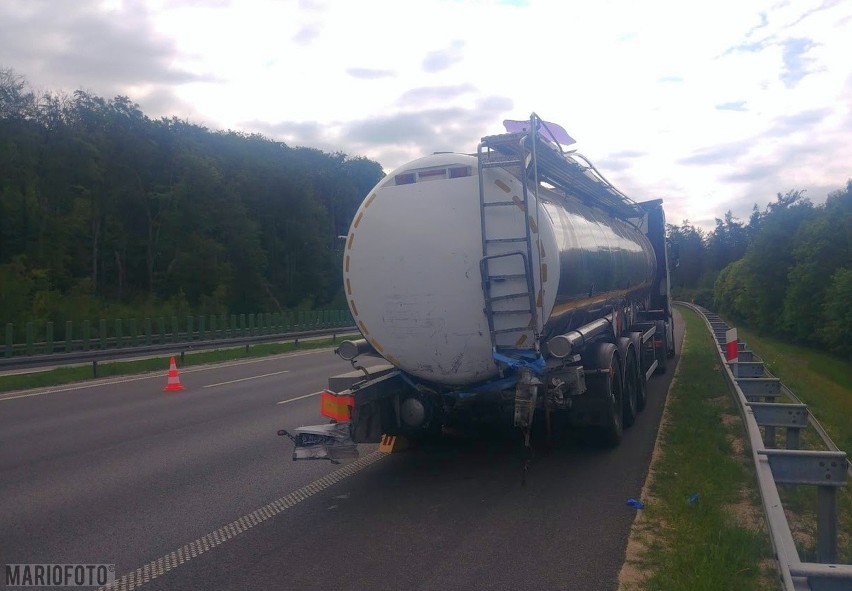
left=627, top=498, right=645, bottom=510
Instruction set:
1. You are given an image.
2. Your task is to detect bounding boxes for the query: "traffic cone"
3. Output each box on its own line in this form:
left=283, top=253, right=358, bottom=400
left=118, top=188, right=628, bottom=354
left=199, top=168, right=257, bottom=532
left=163, top=356, right=185, bottom=392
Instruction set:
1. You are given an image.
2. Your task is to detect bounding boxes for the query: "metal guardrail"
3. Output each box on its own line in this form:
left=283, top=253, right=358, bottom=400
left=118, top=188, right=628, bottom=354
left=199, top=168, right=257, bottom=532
left=4, top=311, right=353, bottom=359
left=682, top=303, right=851, bottom=591
left=0, top=326, right=358, bottom=374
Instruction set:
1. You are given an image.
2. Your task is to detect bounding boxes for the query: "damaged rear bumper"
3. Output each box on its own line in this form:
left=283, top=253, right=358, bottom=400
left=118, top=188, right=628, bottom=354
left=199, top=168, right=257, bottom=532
left=278, top=422, right=359, bottom=462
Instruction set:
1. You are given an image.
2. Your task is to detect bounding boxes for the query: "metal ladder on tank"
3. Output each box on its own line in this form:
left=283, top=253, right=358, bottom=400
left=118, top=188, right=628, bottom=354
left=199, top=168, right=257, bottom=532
left=476, top=112, right=643, bottom=359
left=476, top=131, right=541, bottom=357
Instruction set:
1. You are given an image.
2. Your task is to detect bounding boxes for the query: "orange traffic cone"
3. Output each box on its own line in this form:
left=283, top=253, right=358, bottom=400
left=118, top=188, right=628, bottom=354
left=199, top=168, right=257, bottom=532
left=163, top=356, right=185, bottom=392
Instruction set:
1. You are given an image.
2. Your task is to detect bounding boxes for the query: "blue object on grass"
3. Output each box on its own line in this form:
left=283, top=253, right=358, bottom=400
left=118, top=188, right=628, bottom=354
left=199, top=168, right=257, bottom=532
left=626, top=498, right=645, bottom=510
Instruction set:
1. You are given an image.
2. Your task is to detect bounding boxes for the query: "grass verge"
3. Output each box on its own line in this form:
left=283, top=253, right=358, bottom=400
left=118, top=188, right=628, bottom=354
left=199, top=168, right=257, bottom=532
left=0, top=334, right=357, bottom=394
left=619, top=305, right=775, bottom=591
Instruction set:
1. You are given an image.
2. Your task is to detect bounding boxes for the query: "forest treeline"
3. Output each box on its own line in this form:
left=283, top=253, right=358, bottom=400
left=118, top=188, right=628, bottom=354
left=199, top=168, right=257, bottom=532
left=668, top=182, right=852, bottom=357
left=0, top=69, right=384, bottom=334
left=2, top=68, right=849, bottom=355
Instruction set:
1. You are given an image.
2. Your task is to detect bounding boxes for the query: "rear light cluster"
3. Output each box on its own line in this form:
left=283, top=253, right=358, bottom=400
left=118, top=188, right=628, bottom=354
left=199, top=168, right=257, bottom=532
left=394, top=165, right=471, bottom=185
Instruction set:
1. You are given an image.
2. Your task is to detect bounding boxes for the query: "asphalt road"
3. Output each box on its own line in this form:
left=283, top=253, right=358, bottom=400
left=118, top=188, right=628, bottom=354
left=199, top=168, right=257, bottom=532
left=1, top=312, right=683, bottom=591
left=0, top=349, right=359, bottom=580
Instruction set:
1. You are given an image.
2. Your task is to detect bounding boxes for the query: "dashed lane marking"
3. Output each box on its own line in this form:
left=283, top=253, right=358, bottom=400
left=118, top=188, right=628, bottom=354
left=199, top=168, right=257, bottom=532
left=100, top=451, right=387, bottom=591
left=276, top=391, right=322, bottom=405
left=0, top=349, right=336, bottom=403
left=202, top=370, right=290, bottom=388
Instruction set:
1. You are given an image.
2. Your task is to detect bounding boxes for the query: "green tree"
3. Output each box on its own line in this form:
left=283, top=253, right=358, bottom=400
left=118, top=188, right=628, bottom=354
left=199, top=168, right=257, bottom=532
left=0, top=69, right=383, bottom=324
left=819, top=268, right=852, bottom=357
left=738, top=190, right=814, bottom=332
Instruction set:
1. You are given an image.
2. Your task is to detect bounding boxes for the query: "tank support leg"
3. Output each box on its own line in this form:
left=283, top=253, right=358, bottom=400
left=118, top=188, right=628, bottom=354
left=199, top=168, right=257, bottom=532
left=514, top=368, right=541, bottom=435
left=514, top=368, right=541, bottom=485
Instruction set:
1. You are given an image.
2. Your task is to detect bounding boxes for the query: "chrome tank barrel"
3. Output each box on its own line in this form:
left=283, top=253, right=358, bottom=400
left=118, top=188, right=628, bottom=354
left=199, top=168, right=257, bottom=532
left=342, top=153, right=656, bottom=386
left=540, top=188, right=657, bottom=340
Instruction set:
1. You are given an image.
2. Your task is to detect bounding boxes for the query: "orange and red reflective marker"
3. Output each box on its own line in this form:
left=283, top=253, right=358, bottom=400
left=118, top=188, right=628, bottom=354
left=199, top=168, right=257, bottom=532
left=320, top=390, right=354, bottom=421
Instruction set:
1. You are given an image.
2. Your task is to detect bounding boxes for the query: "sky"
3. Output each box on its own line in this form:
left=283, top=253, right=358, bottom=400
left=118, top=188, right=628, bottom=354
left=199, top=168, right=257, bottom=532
left=1, top=0, right=850, bottom=230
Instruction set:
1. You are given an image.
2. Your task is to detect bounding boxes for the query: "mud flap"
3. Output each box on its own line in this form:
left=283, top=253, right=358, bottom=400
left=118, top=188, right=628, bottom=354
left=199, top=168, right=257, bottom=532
left=278, top=423, right=359, bottom=462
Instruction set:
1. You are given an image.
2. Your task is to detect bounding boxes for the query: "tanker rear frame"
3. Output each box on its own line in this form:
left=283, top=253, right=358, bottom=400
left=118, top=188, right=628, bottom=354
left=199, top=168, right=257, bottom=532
left=282, top=115, right=675, bottom=459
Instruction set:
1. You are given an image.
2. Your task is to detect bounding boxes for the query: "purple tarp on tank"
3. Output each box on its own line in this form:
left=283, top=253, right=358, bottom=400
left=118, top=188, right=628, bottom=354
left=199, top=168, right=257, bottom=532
left=503, top=119, right=576, bottom=147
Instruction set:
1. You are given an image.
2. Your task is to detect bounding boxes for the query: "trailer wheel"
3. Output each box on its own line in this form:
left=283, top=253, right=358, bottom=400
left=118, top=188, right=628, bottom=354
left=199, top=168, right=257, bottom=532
left=622, top=346, right=641, bottom=428
left=584, top=343, right=624, bottom=447
left=631, top=331, right=648, bottom=411
left=654, top=320, right=668, bottom=374
left=667, top=317, right=676, bottom=358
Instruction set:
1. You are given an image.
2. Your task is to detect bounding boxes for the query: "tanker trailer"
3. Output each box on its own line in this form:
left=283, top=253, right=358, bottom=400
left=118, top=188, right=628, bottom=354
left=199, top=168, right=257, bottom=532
left=280, top=114, right=674, bottom=461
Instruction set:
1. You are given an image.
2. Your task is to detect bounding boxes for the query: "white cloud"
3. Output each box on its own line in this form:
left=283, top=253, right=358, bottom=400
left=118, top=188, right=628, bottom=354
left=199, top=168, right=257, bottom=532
left=0, top=0, right=849, bottom=231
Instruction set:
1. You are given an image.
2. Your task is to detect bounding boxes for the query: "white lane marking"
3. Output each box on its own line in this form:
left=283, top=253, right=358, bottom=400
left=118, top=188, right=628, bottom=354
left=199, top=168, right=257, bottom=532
left=100, top=451, right=387, bottom=591
left=182, top=348, right=335, bottom=372
left=0, top=377, right=162, bottom=402
left=0, top=348, right=340, bottom=403
left=276, top=391, right=322, bottom=405
left=1, top=391, right=58, bottom=402
left=202, top=370, right=290, bottom=388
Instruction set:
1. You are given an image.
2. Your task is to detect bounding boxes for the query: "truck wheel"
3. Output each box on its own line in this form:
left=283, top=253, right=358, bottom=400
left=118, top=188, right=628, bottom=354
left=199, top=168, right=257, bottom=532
left=667, top=318, right=676, bottom=358
left=622, top=347, right=640, bottom=428
left=654, top=320, right=668, bottom=375
left=584, top=343, right=624, bottom=447
left=630, top=331, right=648, bottom=411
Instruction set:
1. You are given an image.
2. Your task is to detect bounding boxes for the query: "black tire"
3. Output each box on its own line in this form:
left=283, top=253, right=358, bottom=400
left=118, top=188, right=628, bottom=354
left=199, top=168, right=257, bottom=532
left=584, top=343, right=624, bottom=447
left=629, top=331, right=648, bottom=411
left=667, top=317, right=676, bottom=358
left=654, top=320, right=668, bottom=374
left=622, top=348, right=640, bottom=428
